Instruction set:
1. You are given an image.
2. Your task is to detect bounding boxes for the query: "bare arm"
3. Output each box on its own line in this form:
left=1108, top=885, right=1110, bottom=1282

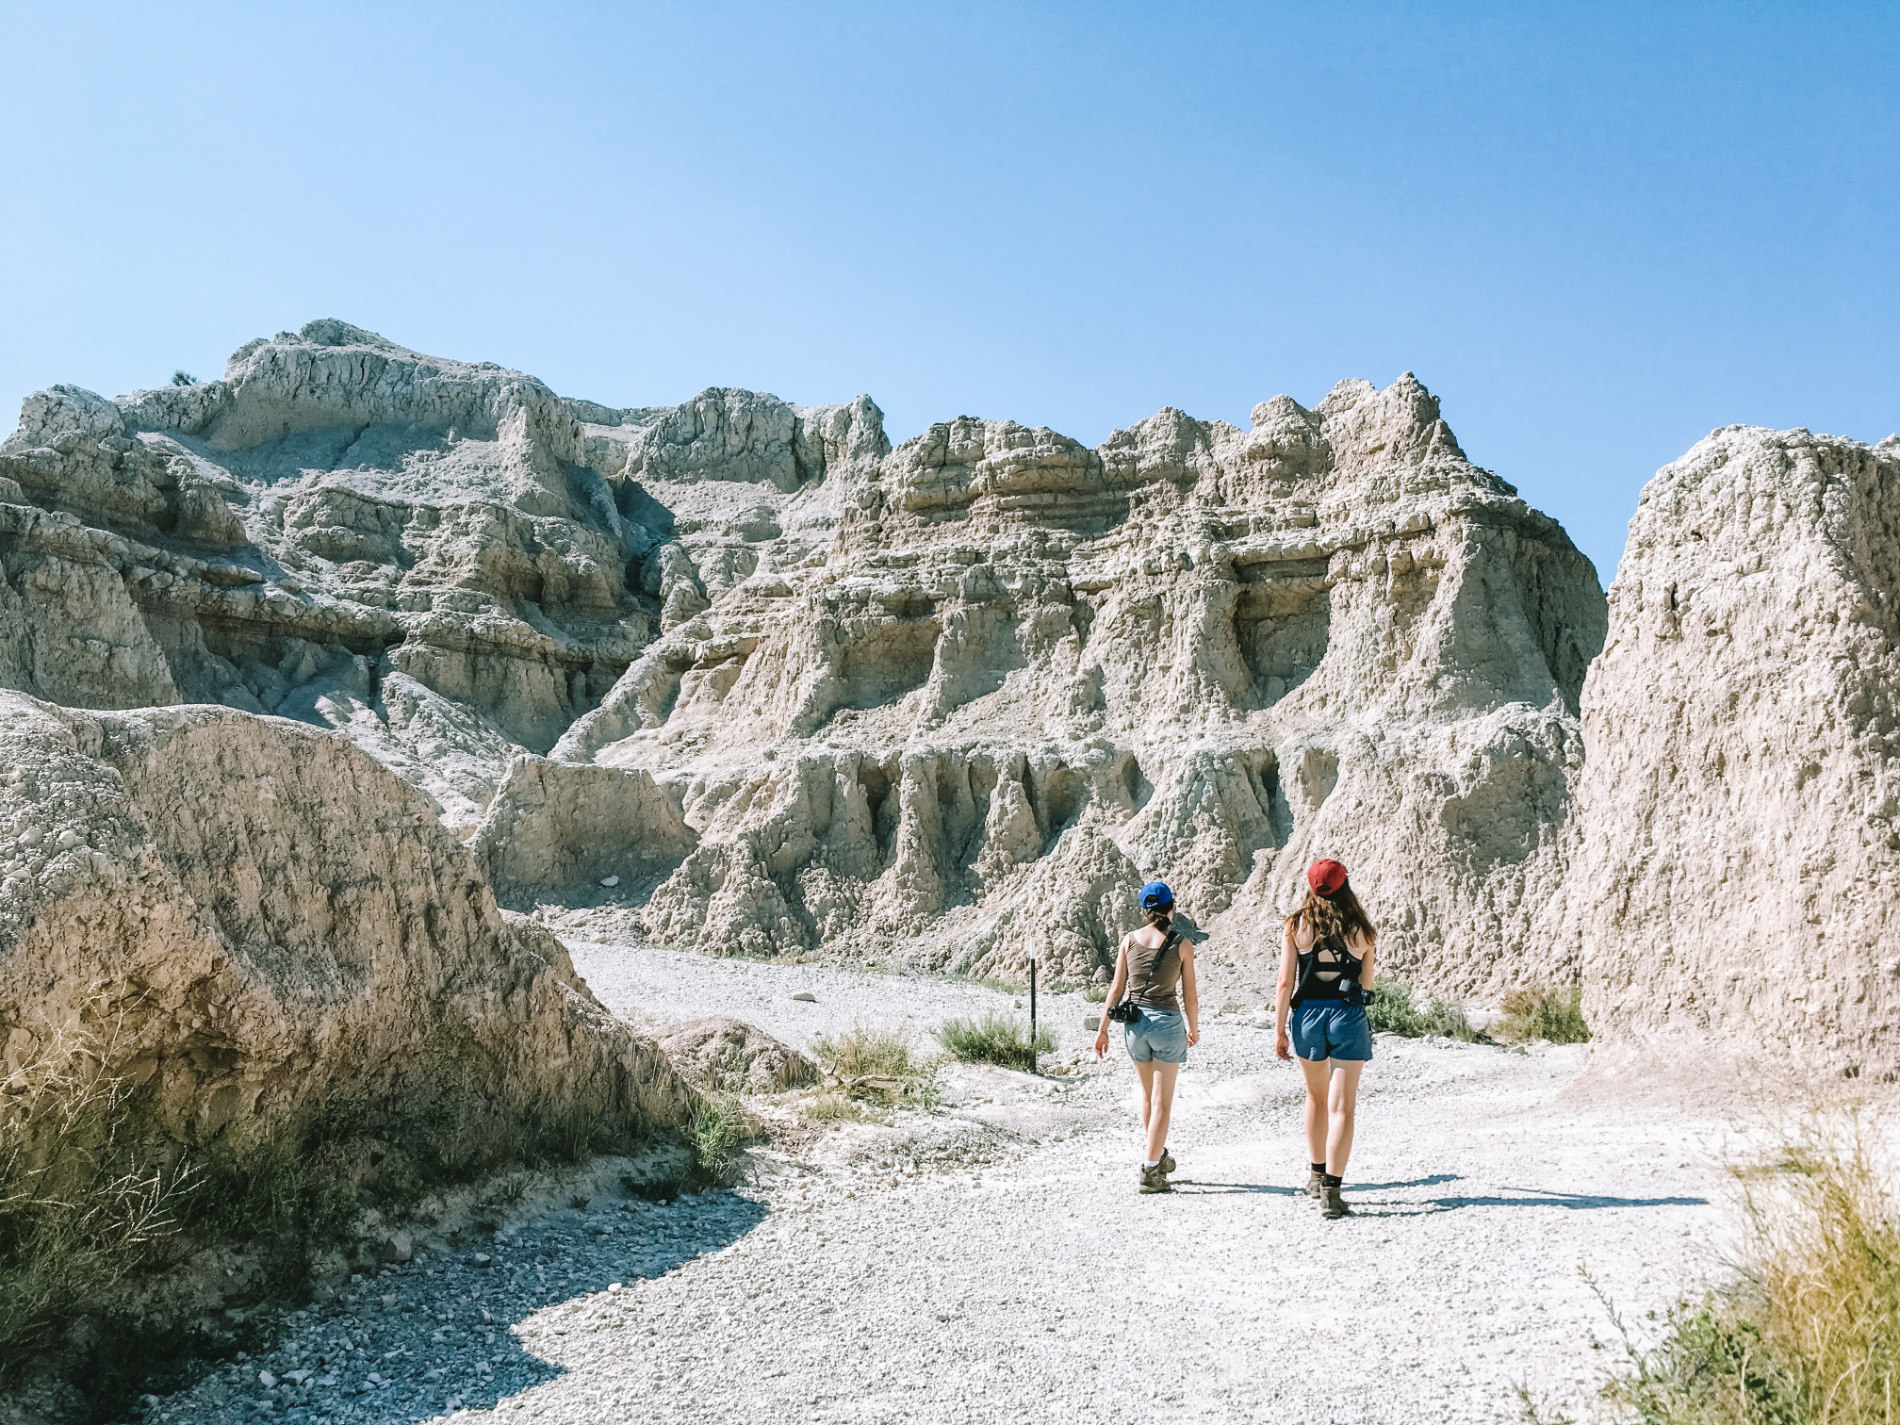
left=1181, top=942, right=1200, bottom=1046
left=1274, top=919, right=1296, bottom=1061
left=1358, top=932, right=1377, bottom=992
left=1093, top=941, right=1130, bottom=1059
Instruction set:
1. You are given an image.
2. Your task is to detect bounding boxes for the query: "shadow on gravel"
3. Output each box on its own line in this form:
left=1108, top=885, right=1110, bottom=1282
left=1167, top=1181, right=1305, bottom=1196
left=157, top=1190, right=769, bottom=1425
left=1359, top=1182, right=1708, bottom=1217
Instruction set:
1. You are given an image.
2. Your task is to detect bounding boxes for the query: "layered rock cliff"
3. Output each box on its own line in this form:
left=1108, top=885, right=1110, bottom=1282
left=0, top=321, right=1607, bottom=999
left=1558, top=426, right=1900, bottom=1078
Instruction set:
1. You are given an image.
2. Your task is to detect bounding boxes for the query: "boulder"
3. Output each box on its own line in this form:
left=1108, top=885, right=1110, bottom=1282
left=654, top=1015, right=821, bottom=1092
left=0, top=691, right=692, bottom=1162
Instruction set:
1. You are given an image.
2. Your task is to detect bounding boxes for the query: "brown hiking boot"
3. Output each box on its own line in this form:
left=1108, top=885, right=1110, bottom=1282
left=1139, top=1163, right=1172, bottom=1194
left=1306, top=1167, right=1325, bottom=1199
left=1160, top=1149, right=1176, bottom=1175
left=1321, top=1181, right=1350, bottom=1219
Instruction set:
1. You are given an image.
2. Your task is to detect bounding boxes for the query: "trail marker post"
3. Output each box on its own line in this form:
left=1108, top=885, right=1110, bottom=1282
left=1028, top=948, right=1038, bottom=1072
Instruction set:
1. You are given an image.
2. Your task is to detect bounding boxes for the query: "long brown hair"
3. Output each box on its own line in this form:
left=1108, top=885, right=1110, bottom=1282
left=1288, top=881, right=1374, bottom=956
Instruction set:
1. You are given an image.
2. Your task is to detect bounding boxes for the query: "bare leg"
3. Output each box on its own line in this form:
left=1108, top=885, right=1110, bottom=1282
left=1297, top=1055, right=1330, bottom=1164
left=1145, top=1061, right=1180, bottom=1164
left=1134, top=1059, right=1156, bottom=1156
left=1325, top=1060, right=1364, bottom=1177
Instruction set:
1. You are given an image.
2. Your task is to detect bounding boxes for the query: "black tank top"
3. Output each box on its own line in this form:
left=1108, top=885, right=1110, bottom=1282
left=1291, top=928, right=1363, bottom=1005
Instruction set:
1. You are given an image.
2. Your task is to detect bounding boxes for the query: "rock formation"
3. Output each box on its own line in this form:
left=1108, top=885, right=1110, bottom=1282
left=653, top=1016, right=821, bottom=1093
left=0, top=690, right=691, bottom=1162
left=1557, top=427, right=1900, bottom=1078
left=0, top=321, right=1607, bottom=998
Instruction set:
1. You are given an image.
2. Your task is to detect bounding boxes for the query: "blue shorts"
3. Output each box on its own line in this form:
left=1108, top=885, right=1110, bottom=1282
left=1291, top=1002, right=1373, bottom=1062
left=1124, top=1007, right=1188, bottom=1064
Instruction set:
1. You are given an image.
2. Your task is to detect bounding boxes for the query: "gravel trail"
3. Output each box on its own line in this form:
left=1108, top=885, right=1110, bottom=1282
left=143, top=943, right=1727, bottom=1425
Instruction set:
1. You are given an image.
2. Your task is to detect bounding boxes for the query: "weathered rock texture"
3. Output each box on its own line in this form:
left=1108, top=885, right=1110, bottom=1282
left=0, top=690, right=691, bottom=1160
left=1556, top=427, right=1900, bottom=1077
left=1, top=323, right=1607, bottom=996
left=653, top=1015, right=820, bottom=1093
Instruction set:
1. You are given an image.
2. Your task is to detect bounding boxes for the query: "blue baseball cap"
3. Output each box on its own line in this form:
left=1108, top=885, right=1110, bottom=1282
left=1138, top=880, right=1174, bottom=911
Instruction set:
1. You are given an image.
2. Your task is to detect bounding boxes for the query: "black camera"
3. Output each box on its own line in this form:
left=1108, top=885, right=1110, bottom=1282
left=1105, top=999, right=1140, bottom=1024
left=1338, top=981, right=1374, bottom=1007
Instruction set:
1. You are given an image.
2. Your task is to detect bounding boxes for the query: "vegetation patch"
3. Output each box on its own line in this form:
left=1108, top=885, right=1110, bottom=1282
left=1585, top=1116, right=1898, bottom=1425
left=1367, top=981, right=1486, bottom=1041
left=1495, top=984, right=1590, bottom=1044
left=934, top=1012, right=1054, bottom=1072
left=808, top=1026, right=938, bottom=1112
left=686, top=1092, right=755, bottom=1188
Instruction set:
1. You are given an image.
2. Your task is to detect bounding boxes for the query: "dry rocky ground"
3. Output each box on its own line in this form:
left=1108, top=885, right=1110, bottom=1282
left=135, top=938, right=1725, bottom=1425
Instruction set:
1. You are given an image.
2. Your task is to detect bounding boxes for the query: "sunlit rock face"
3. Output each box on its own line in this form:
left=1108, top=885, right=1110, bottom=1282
left=1, top=322, right=1605, bottom=994
left=1550, top=427, right=1900, bottom=1077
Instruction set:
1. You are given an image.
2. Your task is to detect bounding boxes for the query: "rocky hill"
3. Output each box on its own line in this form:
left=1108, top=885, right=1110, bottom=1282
left=1550, top=424, right=1900, bottom=1079
left=0, top=321, right=1607, bottom=998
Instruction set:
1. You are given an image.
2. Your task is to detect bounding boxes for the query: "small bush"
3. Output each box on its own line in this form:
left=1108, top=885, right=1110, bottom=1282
left=1082, top=983, right=1108, bottom=1004
left=686, top=1092, right=753, bottom=1188
left=810, top=1027, right=937, bottom=1109
left=1495, top=984, right=1590, bottom=1044
left=1600, top=1116, right=1900, bottom=1425
left=1367, top=981, right=1485, bottom=1041
left=170, top=370, right=197, bottom=386
left=934, top=1012, right=1055, bottom=1071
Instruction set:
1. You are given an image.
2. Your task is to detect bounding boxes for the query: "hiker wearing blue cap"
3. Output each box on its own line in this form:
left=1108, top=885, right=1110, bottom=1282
left=1093, top=879, right=1199, bottom=1193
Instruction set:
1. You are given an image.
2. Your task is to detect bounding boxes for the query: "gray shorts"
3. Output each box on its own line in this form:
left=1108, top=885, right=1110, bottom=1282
left=1123, top=1007, right=1188, bottom=1064
left=1291, top=1002, right=1373, bottom=1062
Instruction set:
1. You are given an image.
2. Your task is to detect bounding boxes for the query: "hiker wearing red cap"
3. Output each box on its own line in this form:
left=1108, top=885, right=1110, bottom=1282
left=1274, top=857, right=1378, bottom=1220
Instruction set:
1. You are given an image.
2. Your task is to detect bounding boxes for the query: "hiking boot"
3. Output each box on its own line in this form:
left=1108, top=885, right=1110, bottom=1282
left=1160, top=1149, right=1176, bottom=1175
left=1306, top=1167, right=1325, bottom=1199
left=1321, top=1181, right=1350, bottom=1219
left=1139, top=1163, right=1172, bottom=1194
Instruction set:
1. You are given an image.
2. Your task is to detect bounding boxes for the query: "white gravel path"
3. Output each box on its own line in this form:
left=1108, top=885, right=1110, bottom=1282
left=140, top=942, right=1730, bottom=1425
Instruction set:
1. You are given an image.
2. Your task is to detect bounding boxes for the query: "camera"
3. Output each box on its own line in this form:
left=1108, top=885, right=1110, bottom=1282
left=1339, top=980, right=1374, bottom=1007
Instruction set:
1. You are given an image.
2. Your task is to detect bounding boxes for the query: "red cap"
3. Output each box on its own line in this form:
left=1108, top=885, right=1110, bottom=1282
left=1308, top=859, right=1348, bottom=897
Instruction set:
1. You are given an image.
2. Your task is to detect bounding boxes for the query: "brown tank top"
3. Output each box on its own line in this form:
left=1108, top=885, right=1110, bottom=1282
left=1123, top=933, right=1183, bottom=1011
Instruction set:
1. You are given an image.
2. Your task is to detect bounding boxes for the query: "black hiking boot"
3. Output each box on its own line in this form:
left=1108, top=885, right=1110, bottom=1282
left=1306, top=1167, right=1325, bottom=1199
left=1321, top=1180, right=1350, bottom=1219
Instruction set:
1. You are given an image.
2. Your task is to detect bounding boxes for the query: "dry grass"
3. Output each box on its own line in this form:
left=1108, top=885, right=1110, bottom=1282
left=1495, top=984, right=1591, bottom=1044
left=808, top=1026, right=938, bottom=1113
left=0, top=1029, right=193, bottom=1386
left=1600, top=1113, right=1900, bottom=1425
left=934, top=1012, right=1054, bottom=1071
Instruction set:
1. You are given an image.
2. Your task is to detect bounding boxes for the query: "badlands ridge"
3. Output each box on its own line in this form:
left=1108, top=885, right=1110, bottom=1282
left=1, top=317, right=1897, bottom=1194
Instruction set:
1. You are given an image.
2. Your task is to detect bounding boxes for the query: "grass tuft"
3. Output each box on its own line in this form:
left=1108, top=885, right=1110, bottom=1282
left=686, top=1092, right=754, bottom=1188
left=1495, top=984, right=1591, bottom=1044
left=808, top=1027, right=938, bottom=1112
left=1367, top=981, right=1485, bottom=1041
left=1599, top=1114, right=1900, bottom=1425
left=934, top=1012, right=1054, bottom=1072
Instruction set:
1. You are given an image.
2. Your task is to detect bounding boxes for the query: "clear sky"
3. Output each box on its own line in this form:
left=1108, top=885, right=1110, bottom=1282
left=2, top=2, right=1894, bottom=581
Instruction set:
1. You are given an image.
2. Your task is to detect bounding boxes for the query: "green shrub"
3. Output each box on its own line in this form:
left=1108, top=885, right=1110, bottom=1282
left=170, top=370, right=197, bottom=386
left=686, top=1092, right=753, bottom=1188
left=1082, top=983, right=1108, bottom=1003
left=1495, top=984, right=1590, bottom=1044
left=934, top=1012, right=1055, bottom=1071
left=1598, top=1117, right=1899, bottom=1425
left=1367, top=980, right=1485, bottom=1041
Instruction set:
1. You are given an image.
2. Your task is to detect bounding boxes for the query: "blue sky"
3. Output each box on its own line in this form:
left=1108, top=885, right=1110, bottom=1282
left=1, top=1, right=1894, bottom=581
